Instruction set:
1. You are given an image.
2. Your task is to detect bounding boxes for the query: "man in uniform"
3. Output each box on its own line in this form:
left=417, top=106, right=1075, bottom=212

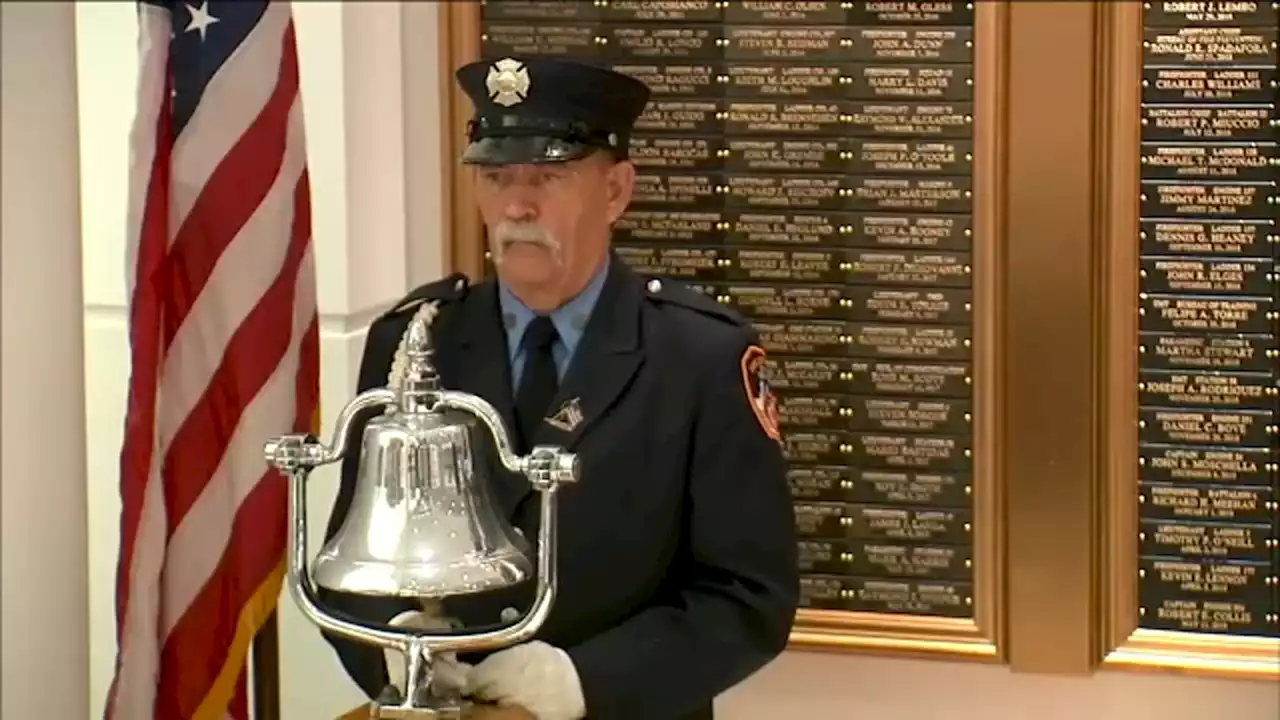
left=318, top=56, right=800, bottom=720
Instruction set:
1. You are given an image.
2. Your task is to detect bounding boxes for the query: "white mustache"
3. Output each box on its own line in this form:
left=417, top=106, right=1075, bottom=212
left=494, top=221, right=559, bottom=250
left=491, top=221, right=562, bottom=267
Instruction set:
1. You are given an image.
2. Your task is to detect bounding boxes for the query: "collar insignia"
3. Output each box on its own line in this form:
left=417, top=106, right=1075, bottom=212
left=545, top=397, right=585, bottom=433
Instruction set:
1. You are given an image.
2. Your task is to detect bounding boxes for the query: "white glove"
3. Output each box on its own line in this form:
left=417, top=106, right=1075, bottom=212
left=383, top=602, right=471, bottom=697
left=465, top=641, right=586, bottom=720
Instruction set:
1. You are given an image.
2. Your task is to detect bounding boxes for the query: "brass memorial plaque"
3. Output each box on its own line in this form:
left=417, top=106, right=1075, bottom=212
left=1130, top=0, right=1280, bottom=657
left=476, top=0, right=996, bottom=658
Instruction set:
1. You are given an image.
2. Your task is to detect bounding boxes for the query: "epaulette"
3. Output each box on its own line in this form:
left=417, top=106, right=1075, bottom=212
left=377, top=272, right=471, bottom=321
left=640, top=276, right=746, bottom=327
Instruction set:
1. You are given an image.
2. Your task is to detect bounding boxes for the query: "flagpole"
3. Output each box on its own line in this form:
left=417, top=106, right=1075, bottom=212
left=252, top=613, right=281, bottom=720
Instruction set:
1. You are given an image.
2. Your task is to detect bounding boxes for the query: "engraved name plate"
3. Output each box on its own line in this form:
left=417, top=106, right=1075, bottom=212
left=799, top=575, right=974, bottom=617
left=847, top=64, right=975, bottom=101
left=1139, top=220, right=1274, bottom=258
left=847, top=0, right=976, bottom=26
left=1139, top=333, right=1279, bottom=373
left=613, top=63, right=721, bottom=97
left=481, top=23, right=600, bottom=57
left=1140, top=105, right=1278, bottom=143
left=726, top=0, right=846, bottom=25
left=1142, top=26, right=1279, bottom=65
left=724, top=26, right=845, bottom=61
left=846, top=139, right=974, bottom=175
left=481, top=1, right=600, bottom=21
left=851, top=323, right=973, bottom=361
left=848, top=432, right=973, bottom=472
left=1143, top=1, right=1280, bottom=27
left=1139, top=446, right=1274, bottom=487
left=845, top=250, right=973, bottom=287
left=1138, top=407, right=1275, bottom=447
left=846, top=102, right=974, bottom=138
left=725, top=211, right=845, bottom=246
left=797, top=538, right=973, bottom=580
left=613, top=244, right=723, bottom=279
left=846, top=360, right=973, bottom=397
left=725, top=101, right=847, bottom=135
left=1139, top=519, right=1273, bottom=563
left=845, top=177, right=973, bottom=213
left=847, top=28, right=973, bottom=63
left=632, top=172, right=723, bottom=208
left=1139, top=257, right=1276, bottom=295
left=1140, top=484, right=1276, bottom=525
left=607, top=25, right=719, bottom=60
left=602, top=0, right=722, bottom=22
left=1143, top=66, right=1278, bottom=104
left=616, top=210, right=723, bottom=244
left=843, top=287, right=973, bottom=324
left=1140, top=143, right=1278, bottom=182
left=1139, top=294, right=1275, bottom=334
left=720, top=284, right=848, bottom=321
left=788, top=464, right=971, bottom=507
left=851, top=213, right=974, bottom=251
left=1138, top=558, right=1277, bottom=636
left=629, top=135, right=722, bottom=171
left=1138, top=370, right=1277, bottom=411
left=725, top=64, right=844, bottom=100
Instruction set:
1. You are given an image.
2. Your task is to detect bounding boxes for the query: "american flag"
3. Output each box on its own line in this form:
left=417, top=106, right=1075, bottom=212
left=104, top=2, right=319, bottom=718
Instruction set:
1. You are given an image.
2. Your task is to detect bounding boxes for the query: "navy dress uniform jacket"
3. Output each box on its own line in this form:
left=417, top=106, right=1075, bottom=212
left=317, top=253, right=801, bottom=719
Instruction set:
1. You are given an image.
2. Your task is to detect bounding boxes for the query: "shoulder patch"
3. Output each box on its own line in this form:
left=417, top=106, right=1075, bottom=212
left=380, top=272, right=471, bottom=320
left=740, top=344, right=782, bottom=443
left=642, top=276, right=745, bottom=326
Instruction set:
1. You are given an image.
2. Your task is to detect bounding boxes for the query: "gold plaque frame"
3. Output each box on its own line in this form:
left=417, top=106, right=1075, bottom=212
left=790, top=2, right=1006, bottom=661
left=1097, top=0, right=1280, bottom=681
left=435, top=1, right=1007, bottom=662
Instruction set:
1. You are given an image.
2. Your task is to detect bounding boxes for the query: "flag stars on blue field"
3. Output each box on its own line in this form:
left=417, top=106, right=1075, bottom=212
left=145, top=0, right=270, bottom=139
left=184, top=2, right=220, bottom=41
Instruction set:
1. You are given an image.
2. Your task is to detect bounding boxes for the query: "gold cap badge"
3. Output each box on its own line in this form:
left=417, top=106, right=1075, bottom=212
left=486, top=58, right=530, bottom=107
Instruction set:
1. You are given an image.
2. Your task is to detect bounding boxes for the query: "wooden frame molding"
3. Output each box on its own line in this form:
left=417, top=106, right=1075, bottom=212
left=1096, top=0, right=1280, bottom=681
left=1001, top=0, right=1108, bottom=675
left=438, top=1, right=484, bottom=281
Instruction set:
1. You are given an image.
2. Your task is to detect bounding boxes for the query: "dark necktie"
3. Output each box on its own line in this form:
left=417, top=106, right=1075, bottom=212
left=514, top=315, right=559, bottom=451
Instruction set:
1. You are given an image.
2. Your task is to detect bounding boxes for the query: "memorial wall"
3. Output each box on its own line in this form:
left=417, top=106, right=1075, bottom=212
left=1136, top=0, right=1277, bottom=640
left=441, top=0, right=1279, bottom=679
left=1101, top=0, right=1279, bottom=677
left=470, top=0, right=1001, bottom=658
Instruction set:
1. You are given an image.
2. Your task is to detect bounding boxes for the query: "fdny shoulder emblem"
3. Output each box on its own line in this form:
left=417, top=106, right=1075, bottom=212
left=740, top=344, right=781, bottom=443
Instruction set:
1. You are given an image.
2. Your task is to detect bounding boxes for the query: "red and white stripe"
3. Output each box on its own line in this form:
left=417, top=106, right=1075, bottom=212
left=105, top=3, right=319, bottom=719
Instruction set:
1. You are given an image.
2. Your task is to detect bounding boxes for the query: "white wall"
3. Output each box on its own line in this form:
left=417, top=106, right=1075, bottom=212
left=2, top=4, right=90, bottom=719
left=63, top=3, right=1280, bottom=720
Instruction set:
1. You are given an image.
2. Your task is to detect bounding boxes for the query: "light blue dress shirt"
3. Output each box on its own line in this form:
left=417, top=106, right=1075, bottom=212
left=499, top=259, right=610, bottom=391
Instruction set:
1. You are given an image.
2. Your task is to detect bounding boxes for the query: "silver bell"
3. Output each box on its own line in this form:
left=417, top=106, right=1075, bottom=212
left=264, top=313, right=580, bottom=718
